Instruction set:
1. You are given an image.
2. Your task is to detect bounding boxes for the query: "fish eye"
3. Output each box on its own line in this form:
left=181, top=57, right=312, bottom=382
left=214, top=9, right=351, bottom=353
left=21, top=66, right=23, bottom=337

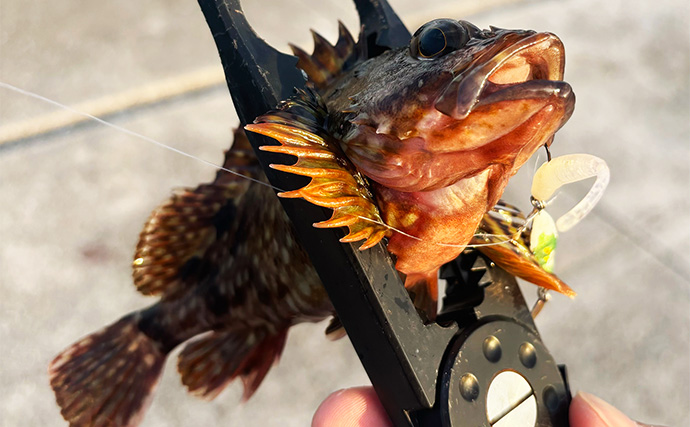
left=410, top=19, right=471, bottom=60
left=418, top=28, right=447, bottom=58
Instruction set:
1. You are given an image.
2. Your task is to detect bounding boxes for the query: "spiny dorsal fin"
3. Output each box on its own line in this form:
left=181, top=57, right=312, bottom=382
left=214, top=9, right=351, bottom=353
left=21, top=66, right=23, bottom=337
left=472, top=201, right=576, bottom=298
left=289, top=21, right=360, bottom=91
left=335, top=21, right=357, bottom=59
left=245, top=89, right=390, bottom=250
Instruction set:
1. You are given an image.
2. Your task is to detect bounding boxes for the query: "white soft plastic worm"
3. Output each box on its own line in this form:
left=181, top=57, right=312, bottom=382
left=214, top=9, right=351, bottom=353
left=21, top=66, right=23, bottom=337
left=531, top=154, right=610, bottom=232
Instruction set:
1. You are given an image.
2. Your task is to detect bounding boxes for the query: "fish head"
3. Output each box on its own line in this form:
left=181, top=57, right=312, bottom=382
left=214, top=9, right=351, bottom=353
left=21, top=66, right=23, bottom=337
left=334, top=19, right=575, bottom=196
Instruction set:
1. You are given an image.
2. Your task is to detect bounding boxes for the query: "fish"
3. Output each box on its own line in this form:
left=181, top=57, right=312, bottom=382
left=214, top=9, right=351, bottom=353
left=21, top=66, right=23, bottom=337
left=248, top=19, right=575, bottom=311
left=49, top=18, right=575, bottom=427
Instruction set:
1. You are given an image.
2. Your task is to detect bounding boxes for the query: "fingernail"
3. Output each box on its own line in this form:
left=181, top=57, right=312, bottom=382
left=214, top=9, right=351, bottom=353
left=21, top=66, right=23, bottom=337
left=577, top=392, right=638, bottom=427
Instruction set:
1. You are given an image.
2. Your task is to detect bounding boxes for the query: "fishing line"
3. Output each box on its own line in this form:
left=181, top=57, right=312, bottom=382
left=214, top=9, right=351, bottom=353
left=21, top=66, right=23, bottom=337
left=1, top=81, right=522, bottom=250
left=355, top=216, right=522, bottom=249
left=0, top=82, right=286, bottom=193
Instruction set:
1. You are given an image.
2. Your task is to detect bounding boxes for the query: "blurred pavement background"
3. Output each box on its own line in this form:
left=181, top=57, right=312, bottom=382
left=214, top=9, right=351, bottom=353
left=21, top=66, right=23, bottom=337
left=1, top=0, right=688, bottom=425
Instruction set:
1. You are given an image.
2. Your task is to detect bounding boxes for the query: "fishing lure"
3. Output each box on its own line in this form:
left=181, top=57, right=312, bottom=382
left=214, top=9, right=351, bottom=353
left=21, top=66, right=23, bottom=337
left=531, top=153, right=610, bottom=233
left=471, top=154, right=609, bottom=307
left=49, top=17, right=578, bottom=427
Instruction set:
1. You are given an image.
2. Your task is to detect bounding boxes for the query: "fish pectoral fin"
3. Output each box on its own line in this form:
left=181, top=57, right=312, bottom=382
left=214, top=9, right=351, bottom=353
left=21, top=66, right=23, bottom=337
left=246, top=90, right=391, bottom=250
left=473, top=202, right=576, bottom=297
left=178, top=328, right=288, bottom=401
left=475, top=242, right=576, bottom=297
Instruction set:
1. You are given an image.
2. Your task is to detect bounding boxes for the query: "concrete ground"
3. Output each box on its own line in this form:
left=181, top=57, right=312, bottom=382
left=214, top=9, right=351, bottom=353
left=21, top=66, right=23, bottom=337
left=1, top=0, right=688, bottom=426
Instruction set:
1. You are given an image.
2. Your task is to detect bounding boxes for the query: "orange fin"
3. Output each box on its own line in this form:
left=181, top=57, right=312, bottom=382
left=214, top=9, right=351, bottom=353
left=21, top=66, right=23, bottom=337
left=246, top=90, right=390, bottom=250
left=476, top=241, right=576, bottom=297
left=132, top=129, right=260, bottom=298
left=404, top=273, right=439, bottom=322
left=473, top=201, right=576, bottom=298
left=178, top=328, right=288, bottom=401
left=49, top=315, right=165, bottom=427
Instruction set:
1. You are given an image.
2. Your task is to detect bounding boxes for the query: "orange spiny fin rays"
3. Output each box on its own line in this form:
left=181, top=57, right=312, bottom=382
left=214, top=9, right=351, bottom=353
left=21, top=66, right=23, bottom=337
left=289, top=21, right=358, bottom=91
left=247, top=124, right=390, bottom=249
left=472, top=201, right=576, bottom=297
left=245, top=90, right=390, bottom=250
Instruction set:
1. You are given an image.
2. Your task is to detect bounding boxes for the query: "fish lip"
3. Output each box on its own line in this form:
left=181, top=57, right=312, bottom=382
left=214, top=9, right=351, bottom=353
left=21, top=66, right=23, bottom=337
left=435, top=32, right=573, bottom=119
left=475, top=79, right=576, bottom=131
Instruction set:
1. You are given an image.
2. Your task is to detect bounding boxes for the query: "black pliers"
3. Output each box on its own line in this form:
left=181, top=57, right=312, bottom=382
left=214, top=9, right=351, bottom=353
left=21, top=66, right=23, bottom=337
left=196, top=1, right=571, bottom=425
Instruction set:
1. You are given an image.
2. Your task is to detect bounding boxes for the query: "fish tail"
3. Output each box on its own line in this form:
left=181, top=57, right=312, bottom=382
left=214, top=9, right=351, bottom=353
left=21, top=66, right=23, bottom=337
left=48, top=314, right=166, bottom=427
left=178, top=327, right=288, bottom=401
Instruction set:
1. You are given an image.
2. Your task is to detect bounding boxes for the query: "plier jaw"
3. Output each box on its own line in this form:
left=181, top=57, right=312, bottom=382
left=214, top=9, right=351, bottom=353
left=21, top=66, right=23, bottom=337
left=196, top=1, right=571, bottom=425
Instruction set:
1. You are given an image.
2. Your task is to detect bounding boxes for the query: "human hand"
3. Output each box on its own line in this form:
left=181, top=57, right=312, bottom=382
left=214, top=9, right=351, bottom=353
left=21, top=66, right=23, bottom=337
left=312, top=386, right=660, bottom=427
left=312, top=387, right=391, bottom=427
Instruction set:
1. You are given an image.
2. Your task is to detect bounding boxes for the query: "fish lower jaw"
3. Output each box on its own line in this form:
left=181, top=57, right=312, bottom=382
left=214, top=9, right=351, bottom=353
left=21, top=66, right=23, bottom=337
left=475, top=79, right=573, bottom=112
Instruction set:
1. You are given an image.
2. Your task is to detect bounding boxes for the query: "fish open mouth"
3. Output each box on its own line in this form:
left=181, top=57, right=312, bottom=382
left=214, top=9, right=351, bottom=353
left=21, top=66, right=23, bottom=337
left=435, top=31, right=575, bottom=123
left=331, top=26, right=578, bottom=194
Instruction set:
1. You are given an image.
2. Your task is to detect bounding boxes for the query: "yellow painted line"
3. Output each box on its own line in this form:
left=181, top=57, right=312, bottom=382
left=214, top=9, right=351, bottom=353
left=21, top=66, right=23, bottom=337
left=0, top=66, right=226, bottom=146
left=0, top=0, right=526, bottom=147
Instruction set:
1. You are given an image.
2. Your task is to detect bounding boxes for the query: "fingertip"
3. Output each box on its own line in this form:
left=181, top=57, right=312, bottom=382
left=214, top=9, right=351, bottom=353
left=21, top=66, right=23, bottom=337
left=570, top=392, right=638, bottom=427
left=312, top=386, right=392, bottom=427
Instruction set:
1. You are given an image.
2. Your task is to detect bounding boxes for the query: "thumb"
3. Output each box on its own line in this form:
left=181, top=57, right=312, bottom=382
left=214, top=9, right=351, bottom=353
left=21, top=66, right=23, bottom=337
left=312, top=386, right=392, bottom=427
left=569, top=392, right=661, bottom=427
